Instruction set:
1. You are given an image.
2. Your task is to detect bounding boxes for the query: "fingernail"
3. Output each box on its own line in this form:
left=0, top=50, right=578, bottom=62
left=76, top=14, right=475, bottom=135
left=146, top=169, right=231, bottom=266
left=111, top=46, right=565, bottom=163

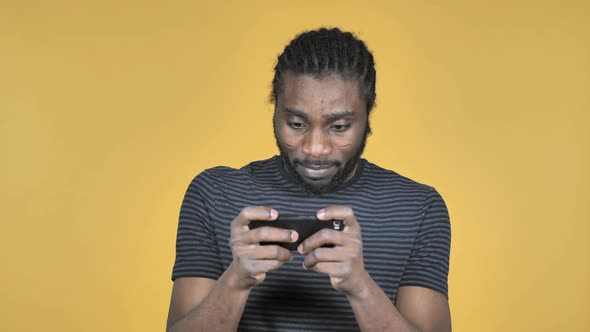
left=270, top=209, right=278, bottom=219
left=297, top=244, right=303, bottom=254
left=291, top=231, right=299, bottom=242
left=317, top=209, right=326, bottom=218
left=302, top=262, right=307, bottom=270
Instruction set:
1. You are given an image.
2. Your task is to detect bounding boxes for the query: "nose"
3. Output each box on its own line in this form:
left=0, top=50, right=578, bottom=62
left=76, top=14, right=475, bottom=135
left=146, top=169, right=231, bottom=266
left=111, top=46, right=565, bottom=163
left=302, top=128, right=331, bottom=158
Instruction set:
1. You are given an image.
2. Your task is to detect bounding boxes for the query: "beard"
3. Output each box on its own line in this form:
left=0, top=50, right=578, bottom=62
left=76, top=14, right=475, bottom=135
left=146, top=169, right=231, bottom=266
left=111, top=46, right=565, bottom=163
left=275, top=125, right=370, bottom=195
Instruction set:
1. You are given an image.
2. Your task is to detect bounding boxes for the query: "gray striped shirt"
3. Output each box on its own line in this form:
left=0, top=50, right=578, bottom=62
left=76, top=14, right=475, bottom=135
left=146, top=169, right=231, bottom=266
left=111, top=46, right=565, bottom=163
left=172, top=155, right=451, bottom=331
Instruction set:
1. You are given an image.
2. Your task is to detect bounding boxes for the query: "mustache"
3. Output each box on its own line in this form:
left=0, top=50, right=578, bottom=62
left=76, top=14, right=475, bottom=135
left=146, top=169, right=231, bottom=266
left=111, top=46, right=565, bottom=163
left=293, top=159, right=341, bottom=168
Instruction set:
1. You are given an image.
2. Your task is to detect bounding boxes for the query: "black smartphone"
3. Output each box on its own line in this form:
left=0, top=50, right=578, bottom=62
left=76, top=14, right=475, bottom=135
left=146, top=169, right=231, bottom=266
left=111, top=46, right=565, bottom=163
left=249, top=215, right=344, bottom=251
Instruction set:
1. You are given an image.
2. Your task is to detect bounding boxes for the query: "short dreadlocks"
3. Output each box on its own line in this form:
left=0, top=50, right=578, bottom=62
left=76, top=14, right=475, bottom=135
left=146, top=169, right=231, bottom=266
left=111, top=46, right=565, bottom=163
left=271, top=27, right=377, bottom=116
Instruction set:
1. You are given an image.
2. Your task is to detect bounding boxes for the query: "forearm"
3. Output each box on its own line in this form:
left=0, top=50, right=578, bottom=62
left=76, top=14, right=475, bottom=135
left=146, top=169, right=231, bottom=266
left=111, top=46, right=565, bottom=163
left=168, top=265, right=251, bottom=332
left=348, top=274, right=419, bottom=332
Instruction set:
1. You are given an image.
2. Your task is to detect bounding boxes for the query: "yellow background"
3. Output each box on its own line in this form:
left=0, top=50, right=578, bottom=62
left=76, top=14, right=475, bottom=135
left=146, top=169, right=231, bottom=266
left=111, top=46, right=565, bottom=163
left=1, top=1, right=588, bottom=331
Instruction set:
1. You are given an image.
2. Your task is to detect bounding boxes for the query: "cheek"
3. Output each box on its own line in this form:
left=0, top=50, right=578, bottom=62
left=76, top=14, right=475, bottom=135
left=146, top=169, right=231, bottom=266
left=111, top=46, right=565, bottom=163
left=283, top=141, right=298, bottom=149
left=332, top=140, right=355, bottom=156
left=333, top=129, right=364, bottom=151
left=276, top=126, right=301, bottom=150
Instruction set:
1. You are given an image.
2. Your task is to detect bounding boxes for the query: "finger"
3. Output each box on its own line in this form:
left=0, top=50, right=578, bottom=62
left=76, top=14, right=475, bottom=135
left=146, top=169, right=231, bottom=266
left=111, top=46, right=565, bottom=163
left=298, top=228, right=344, bottom=254
left=302, top=247, right=341, bottom=269
left=232, top=226, right=298, bottom=247
left=245, top=260, right=287, bottom=275
left=236, top=244, right=294, bottom=262
left=245, top=226, right=298, bottom=244
left=317, top=206, right=360, bottom=233
left=307, top=262, right=350, bottom=278
left=308, top=262, right=349, bottom=290
left=236, top=206, right=278, bottom=225
left=231, top=206, right=278, bottom=235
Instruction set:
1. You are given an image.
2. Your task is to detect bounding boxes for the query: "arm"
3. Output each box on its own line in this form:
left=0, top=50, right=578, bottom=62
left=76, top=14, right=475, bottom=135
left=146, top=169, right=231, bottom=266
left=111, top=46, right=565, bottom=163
left=346, top=279, right=451, bottom=332
left=166, top=274, right=248, bottom=332
left=299, top=206, right=451, bottom=332
left=167, top=207, right=298, bottom=332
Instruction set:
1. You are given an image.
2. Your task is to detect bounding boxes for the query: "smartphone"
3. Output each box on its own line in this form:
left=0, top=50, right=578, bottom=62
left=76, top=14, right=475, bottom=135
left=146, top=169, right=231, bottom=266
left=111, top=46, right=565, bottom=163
left=249, top=215, right=344, bottom=251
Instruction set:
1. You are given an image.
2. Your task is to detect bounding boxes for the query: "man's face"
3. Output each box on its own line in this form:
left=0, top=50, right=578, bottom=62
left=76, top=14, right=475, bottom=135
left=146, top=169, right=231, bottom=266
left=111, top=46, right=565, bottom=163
left=274, top=72, right=369, bottom=194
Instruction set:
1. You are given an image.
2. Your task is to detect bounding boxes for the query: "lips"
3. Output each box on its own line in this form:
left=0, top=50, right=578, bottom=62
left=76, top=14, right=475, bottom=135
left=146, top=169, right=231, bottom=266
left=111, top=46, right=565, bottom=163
left=298, top=164, right=336, bottom=180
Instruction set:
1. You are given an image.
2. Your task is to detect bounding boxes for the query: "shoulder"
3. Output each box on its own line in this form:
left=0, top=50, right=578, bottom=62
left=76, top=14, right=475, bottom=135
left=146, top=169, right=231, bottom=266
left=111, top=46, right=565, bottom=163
left=360, top=159, right=435, bottom=198
left=362, top=161, right=451, bottom=224
left=186, top=156, right=280, bottom=192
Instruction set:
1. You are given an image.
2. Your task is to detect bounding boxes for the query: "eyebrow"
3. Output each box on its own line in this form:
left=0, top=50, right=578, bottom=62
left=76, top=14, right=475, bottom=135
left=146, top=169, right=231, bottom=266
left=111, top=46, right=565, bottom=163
left=284, top=107, right=355, bottom=121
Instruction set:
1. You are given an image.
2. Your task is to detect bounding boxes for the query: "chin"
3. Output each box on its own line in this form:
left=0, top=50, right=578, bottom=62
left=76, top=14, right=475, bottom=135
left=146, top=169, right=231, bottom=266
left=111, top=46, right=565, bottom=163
left=302, top=177, right=333, bottom=187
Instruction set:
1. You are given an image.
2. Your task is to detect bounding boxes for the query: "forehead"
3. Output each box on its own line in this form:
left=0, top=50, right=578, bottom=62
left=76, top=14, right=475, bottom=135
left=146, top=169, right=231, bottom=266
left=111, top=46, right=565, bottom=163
left=279, top=72, right=365, bottom=113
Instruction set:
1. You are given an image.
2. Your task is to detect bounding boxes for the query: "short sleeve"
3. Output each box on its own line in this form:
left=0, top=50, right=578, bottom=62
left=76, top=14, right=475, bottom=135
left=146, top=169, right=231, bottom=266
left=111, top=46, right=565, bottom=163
left=399, top=187, right=451, bottom=297
left=171, top=171, right=224, bottom=281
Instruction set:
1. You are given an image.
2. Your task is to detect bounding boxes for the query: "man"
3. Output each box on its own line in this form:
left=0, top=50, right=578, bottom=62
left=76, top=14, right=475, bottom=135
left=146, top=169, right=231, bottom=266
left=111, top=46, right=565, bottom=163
left=167, top=28, right=451, bottom=332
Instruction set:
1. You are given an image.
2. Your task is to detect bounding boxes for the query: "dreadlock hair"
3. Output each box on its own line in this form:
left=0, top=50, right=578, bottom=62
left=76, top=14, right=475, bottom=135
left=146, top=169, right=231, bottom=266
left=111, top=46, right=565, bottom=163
left=271, top=27, right=377, bottom=118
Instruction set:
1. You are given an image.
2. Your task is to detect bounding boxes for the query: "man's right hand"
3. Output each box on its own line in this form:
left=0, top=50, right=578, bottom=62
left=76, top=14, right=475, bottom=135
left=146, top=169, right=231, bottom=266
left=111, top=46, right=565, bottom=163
left=228, top=206, right=298, bottom=290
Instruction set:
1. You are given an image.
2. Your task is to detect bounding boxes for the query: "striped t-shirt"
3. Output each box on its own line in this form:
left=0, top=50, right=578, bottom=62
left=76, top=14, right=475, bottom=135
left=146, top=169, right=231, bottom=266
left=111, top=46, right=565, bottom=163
left=172, top=155, right=451, bottom=331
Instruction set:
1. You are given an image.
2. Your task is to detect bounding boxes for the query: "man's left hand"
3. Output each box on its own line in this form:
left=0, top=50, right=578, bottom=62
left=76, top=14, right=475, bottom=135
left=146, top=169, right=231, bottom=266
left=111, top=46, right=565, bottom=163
left=298, top=206, right=370, bottom=299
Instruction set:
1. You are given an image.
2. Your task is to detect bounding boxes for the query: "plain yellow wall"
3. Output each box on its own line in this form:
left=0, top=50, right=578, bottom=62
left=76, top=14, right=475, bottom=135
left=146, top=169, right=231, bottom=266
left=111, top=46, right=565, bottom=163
left=1, top=1, right=588, bottom=331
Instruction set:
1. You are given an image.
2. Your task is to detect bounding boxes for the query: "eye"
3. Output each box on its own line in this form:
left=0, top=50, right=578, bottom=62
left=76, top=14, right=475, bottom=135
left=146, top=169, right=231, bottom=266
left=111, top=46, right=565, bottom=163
left=287, top=120, right=306, bottom=130
left=330, top=123, right=351, bottom=132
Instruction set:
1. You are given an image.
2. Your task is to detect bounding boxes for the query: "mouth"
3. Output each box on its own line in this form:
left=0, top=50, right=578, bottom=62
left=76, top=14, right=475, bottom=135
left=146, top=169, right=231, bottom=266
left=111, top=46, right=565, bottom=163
left=297, top=164, right=337, bottom=180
